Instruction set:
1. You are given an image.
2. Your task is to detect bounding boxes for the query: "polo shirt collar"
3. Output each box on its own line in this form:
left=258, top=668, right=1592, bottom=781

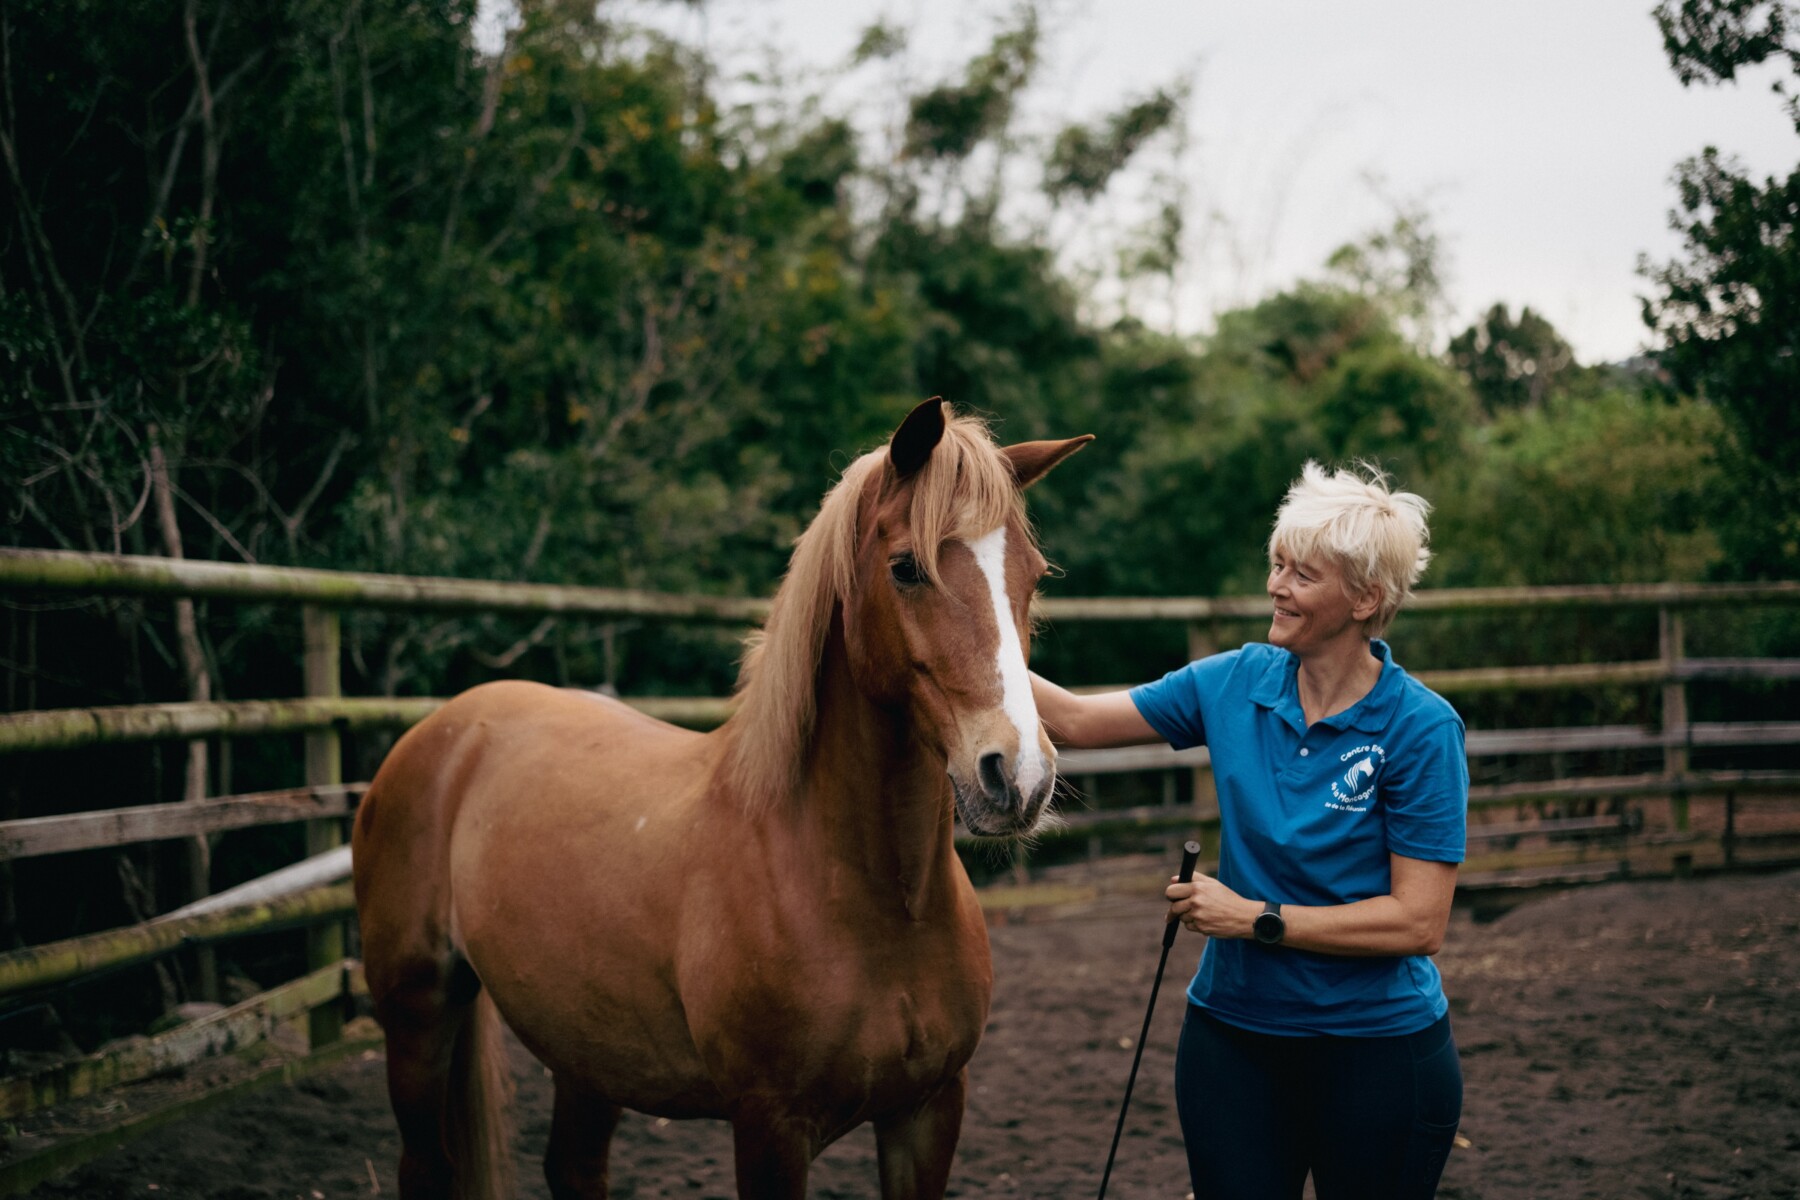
left=1249, top=639, right=1405, bottom=733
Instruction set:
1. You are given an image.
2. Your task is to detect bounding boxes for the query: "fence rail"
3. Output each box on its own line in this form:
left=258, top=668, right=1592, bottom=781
left=0, top=694, right=732, bottom=753
left=7, top=546, right=1800, bottom=618
left=0, top=958, right=363, bottom=1122
left=0, top=883, right=356, bottom=998
left=0, top=547, right=770, bottom=622
left=0, top=785, right=363, bottom=859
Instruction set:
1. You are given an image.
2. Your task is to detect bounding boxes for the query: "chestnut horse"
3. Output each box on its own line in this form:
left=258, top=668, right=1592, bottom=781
left=352, top=399, right=1091, bottom=1200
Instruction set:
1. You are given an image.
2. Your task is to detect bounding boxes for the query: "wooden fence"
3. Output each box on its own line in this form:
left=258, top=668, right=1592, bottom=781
left=1, top=547, right=1798, bottom=1189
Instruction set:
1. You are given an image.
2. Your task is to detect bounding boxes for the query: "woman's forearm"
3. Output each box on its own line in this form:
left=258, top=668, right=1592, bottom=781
left=1169, top=857, right=1458, bottom=958
left=1280, top=895, right=1448, bottom=957
left=1029, top=674, right=1162, bottom=749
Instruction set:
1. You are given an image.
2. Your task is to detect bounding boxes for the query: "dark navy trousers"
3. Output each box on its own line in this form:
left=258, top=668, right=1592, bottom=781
left=1174, top=1005, right=1463, bottom=1199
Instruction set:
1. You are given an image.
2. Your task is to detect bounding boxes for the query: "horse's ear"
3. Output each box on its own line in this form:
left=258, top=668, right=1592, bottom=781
left=1004, top=434, right=1094, bottom=490
left=889, top=398, right=947, bottom=478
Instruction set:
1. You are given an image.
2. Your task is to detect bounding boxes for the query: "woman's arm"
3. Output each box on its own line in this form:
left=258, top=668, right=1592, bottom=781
left=1165, top=853, right=1458, bottom=957
left=1030, top=672, right=1164, bottom=750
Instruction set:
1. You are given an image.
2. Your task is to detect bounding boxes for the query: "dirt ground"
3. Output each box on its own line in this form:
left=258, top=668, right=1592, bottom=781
left=20, top=869, right=1800, bottom=1200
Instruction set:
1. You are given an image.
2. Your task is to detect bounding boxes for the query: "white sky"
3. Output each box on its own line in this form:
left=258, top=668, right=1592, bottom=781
left=485, top=0, right=1797, bottom=364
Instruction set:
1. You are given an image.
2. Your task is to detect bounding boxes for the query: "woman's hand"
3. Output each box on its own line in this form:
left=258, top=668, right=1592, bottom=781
left=1165, top=873, right=1260, bottom=939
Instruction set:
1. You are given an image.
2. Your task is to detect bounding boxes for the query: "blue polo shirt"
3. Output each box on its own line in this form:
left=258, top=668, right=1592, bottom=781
left=1130, top=640, right=1467, bottom=1037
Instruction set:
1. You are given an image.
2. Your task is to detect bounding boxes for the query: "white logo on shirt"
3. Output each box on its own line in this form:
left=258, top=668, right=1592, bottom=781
left=1328, top=744, right=1387, bottom=812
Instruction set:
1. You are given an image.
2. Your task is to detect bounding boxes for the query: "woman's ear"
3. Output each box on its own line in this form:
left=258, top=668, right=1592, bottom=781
left=1352, top=583, right=1384, bottom=625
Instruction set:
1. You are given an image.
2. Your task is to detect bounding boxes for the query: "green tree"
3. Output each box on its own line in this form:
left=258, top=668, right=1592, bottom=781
left=1641, top=0, right=1800, bottom=577
left=1447, top=304, right=1577, bottom=417
left=1325, top=203, right=1450, bottom=348
left=1429, top=387, right=1725, bottom=589
left=1064, top=278, right=1472, bottom=607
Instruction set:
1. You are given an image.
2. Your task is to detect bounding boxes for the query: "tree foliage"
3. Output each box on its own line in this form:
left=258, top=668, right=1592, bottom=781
left=1447, top=304, right=1576, bottom=417
left=1, top=0, right=1778, bottom=706
left=1044, top=89, right=1183, bottom=203
left=1643, top=0, right=1800, bottom=576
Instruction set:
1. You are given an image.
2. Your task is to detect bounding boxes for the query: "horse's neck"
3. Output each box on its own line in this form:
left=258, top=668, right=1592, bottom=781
left=796, top=632, right=960, bottom=920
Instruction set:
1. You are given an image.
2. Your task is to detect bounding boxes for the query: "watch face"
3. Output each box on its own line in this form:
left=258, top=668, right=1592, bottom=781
left=1254, top=911, right=1284, bottom=944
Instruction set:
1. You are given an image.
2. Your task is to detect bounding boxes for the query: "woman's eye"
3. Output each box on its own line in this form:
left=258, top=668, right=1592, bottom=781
left=890, top=555, right=923, bottom=587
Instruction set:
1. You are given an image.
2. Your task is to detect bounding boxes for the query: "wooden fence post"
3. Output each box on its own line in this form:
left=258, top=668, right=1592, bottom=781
left=1187, top=620, right=1220, bottom=861
left=302, top=606, right=344, bottom=1048
left=1660, top=604, right=1692, bottom=879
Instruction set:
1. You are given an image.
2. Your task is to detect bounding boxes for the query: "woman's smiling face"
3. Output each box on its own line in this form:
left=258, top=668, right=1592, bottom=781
left=1266, top=548, right=1376, bottom=656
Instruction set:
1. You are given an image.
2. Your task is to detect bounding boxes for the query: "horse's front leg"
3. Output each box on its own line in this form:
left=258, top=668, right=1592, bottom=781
left=729, top=1102, right=814, bottom=1200
left=874, top=1070, right=968, bottom=1200
left=543, top=1075, right=623, bottom=1200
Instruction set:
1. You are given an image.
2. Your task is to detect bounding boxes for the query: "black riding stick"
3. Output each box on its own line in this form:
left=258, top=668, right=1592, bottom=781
left=1096, top=839, right=1201, bottom=1200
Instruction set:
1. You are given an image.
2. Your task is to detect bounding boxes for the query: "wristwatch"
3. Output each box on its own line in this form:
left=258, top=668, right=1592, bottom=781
left=1252, top=900, right=1286, bottom=945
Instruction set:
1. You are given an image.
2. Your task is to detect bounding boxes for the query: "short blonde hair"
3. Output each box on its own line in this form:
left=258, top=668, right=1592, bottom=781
left=1269, top=461, right=1432, bottom=638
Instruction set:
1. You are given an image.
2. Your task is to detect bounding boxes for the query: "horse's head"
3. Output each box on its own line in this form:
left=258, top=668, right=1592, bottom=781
left=841, top=399, right=1091, bottom=836
left=726, top=399, right=1090, bottom=836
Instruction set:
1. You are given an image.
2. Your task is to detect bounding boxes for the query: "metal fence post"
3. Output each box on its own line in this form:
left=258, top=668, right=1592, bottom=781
left=1660, top=604, right=1691, bottom=879
left=303, top=605, right=345, bottom=1047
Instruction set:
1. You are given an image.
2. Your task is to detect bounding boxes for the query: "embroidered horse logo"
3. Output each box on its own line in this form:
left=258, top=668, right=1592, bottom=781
left=1343, top=756, right=1376, bottom=790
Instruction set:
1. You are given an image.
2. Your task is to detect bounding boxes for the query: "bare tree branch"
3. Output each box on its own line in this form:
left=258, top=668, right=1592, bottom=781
left=354, top=2, right=375, bottom=190
left=470, top=616, right=558, bottom=669
left=171, top=480, right=257, bottom=563
left=440, top=33, right=510, bottom=260
left=478, top=101, right=586, bottom=262
left=126, top=43, right=263, bottom=292
left=181, top=0, right=220, bottom=307
left=149, top=424, right=217, bottom=997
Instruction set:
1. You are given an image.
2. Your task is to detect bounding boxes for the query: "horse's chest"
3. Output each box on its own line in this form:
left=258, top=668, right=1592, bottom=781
left=879, top=983, right=985, bottom=1085
left=695, top=930, right=990, bottom=1104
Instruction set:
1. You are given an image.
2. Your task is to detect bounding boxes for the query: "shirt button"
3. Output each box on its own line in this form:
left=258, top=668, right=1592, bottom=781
left=1299, top=748, right=1310, bottom=757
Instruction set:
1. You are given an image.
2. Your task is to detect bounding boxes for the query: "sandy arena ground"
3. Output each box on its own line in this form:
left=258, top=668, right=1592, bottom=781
left=20, top=869, right=1800, bottom=1200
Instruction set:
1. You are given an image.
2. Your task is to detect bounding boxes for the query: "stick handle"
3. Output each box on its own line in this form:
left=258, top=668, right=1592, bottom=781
left=1162, top=839, right=1202, bottom=949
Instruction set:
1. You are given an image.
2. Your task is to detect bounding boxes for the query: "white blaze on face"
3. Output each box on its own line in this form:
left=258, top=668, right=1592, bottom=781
left=964, top=526, right=1047, bottom=800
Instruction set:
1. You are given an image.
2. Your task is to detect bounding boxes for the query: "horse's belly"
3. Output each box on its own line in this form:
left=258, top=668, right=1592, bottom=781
left=493, top=977, right=725, bottom=1117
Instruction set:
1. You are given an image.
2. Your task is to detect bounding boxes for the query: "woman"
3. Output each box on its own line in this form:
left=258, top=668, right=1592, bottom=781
left=1031, top=461, right=1467, bottom=1199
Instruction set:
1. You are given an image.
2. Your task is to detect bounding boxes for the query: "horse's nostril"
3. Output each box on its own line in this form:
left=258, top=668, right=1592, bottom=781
left=979, top=752, right=1007, bottom=798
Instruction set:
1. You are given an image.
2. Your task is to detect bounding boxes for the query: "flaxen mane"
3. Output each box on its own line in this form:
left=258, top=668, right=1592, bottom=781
left=720, top=409, right=1027, bottom=813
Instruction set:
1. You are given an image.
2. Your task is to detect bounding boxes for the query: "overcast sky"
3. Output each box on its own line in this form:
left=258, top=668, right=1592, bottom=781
left=488, top=1, right=1796, bottom=364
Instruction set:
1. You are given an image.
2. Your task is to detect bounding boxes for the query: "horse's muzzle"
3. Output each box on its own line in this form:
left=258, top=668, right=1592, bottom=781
left=953, top=758, right=1056, bottom=837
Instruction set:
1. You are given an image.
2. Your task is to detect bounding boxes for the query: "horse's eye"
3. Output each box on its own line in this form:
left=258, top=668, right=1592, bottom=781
left=889, top=554, right=923, bottom=588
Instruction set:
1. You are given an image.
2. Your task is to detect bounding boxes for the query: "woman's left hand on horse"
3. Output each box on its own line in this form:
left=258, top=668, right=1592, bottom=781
left=1166, top=874, right=1259, bottom=939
